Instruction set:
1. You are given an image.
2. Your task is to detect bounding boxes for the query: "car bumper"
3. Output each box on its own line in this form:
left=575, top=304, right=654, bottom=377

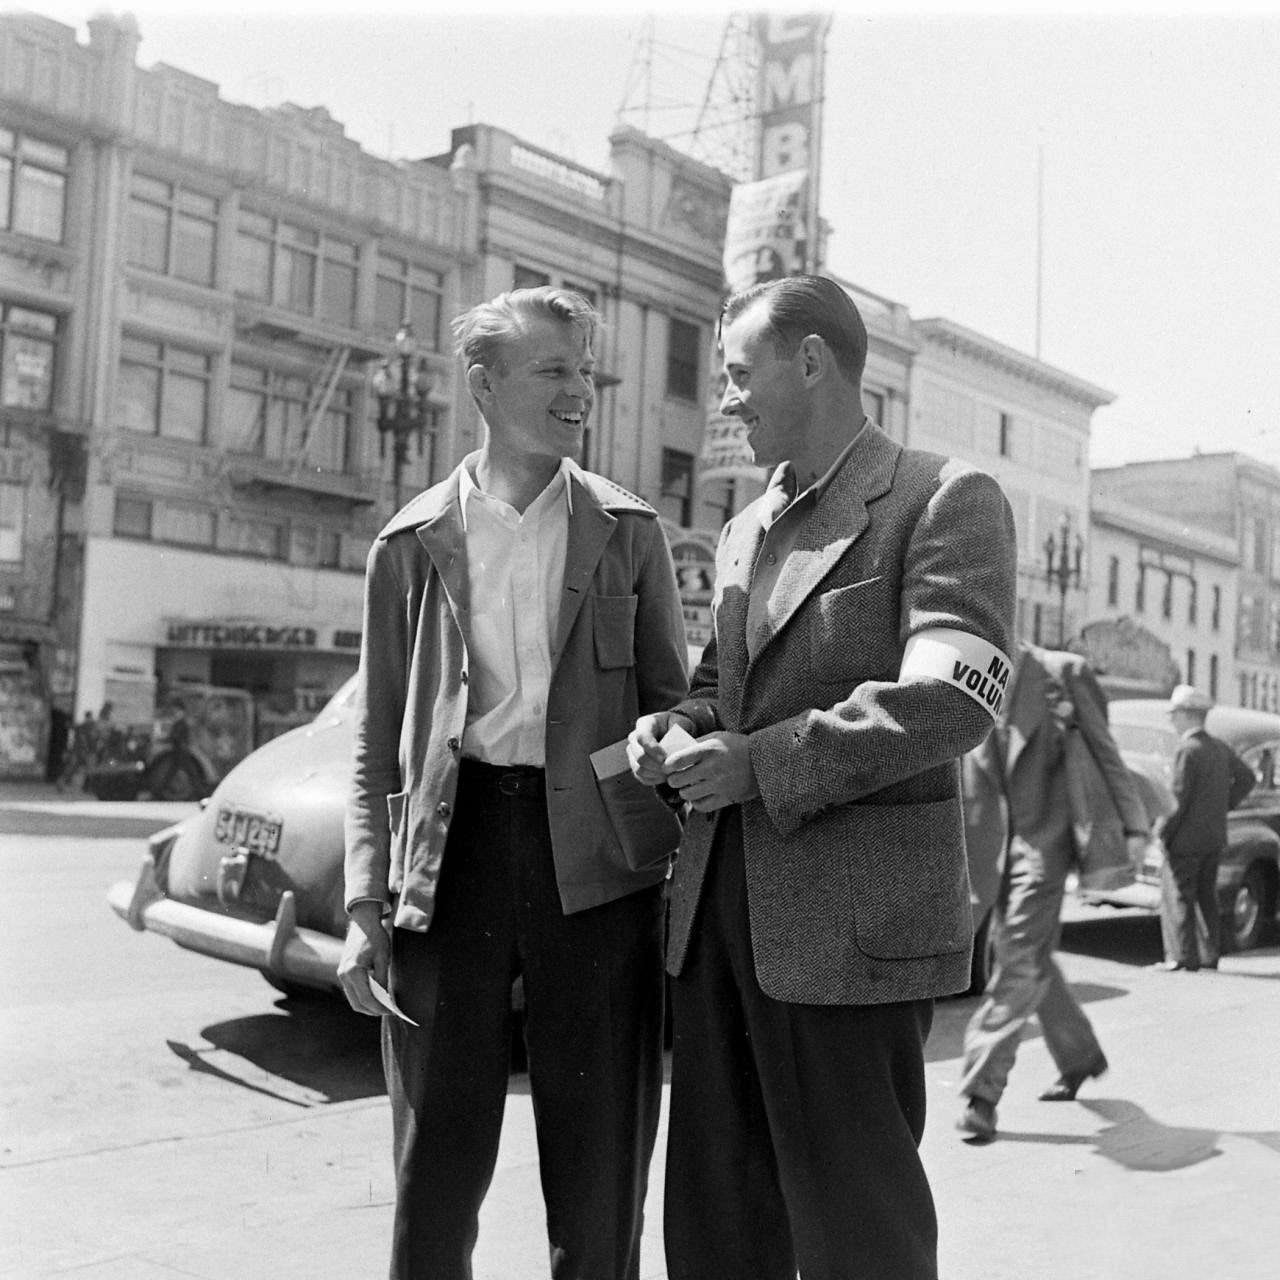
left=107, top=853, right=342, bottom=991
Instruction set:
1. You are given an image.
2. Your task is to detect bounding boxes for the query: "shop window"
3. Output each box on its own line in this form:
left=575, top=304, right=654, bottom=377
left=0, top=129, right=68, bottom=243
left=0, top=482, right=25, bottom=563
left=290, top=525, right=343, bottom=569
left=0, top=304, right=57, bottom=411
left=117, top=337, right=211, bottom=443
left=667, top=317, right=701, bottom=402
left=659, top=448, right=695, bottom=527
left=126, top=174, right=218, bottom=286
left=374, top=255, right=444, bottom=348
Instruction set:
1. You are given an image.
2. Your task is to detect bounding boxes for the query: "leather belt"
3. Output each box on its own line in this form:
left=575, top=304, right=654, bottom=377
left=460, top=758, right=545, bottom=798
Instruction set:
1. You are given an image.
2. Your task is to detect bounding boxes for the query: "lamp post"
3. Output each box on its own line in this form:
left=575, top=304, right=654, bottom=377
left=1044, top=512, right=1083, bottom=648
left=371, top=323, right=433, bottom=509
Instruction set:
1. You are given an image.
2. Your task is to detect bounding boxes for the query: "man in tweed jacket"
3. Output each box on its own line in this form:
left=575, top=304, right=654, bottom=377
left=628, top=277, right=1016, bottom=1280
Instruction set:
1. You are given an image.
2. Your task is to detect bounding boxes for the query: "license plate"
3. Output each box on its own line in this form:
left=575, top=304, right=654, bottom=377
left=214, top=804, right=283, bottom=858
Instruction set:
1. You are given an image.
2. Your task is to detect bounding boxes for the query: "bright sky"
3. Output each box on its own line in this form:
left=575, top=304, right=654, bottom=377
left=20, top=2, right=1280, bottom=472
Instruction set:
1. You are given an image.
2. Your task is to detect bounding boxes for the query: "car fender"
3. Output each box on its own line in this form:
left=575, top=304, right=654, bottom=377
left=1223, top=819, right=1280, bottom=893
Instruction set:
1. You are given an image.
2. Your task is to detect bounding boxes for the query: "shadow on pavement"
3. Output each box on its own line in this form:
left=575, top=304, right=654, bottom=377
left=170, top=994, right=386, bottom=1104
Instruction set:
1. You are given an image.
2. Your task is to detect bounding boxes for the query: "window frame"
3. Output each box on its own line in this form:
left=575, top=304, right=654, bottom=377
left=666, top=316, right=701, bottom=403
left=0, top=129, right=68, bottom=243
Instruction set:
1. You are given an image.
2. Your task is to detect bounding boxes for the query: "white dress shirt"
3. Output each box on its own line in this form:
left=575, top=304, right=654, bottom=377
left=457, top=454, right=575, bottom=767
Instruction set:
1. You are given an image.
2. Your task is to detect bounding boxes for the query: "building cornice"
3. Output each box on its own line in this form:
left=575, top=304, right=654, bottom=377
left=1090, top=494, right=1239, bottom=565
left=915, top=317, right=1114, bottom=408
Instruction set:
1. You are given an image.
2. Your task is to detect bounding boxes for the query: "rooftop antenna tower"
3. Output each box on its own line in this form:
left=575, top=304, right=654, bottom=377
left=616, top=14, right=758, bottom=182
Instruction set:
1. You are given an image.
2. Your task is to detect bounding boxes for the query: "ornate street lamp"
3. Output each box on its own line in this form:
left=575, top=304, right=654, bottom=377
left=371, top=323, right=433, bottom=508
left=1044, top=512, right=1084, bottom=648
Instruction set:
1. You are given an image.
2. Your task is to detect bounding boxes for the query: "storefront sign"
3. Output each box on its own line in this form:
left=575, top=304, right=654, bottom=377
left=163, top=620, right=362, bottom=653
left=722, top=170, right=810, bottom=295
left=670, top=534, right=719, bottom=653
left=753, top=12, right=830, bottom=182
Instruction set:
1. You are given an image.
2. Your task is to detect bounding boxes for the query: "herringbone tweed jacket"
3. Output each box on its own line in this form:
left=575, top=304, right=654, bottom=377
left=668, top=423, right=1017, bottom=1005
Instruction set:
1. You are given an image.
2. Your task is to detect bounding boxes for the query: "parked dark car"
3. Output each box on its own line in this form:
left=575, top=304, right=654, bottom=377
left=1091, top=699, right=1280, bottom=953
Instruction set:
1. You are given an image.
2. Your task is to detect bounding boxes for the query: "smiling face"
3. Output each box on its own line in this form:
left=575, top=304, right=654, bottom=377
left=471, top=315, right=594, bottom=463
left=717, top=300, right=807, bottom=470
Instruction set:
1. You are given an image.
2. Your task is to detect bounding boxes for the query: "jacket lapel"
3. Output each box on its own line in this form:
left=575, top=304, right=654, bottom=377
left=412, top=473, right=469, bottom=629
left=552, top=474, right=617, bottom=664
left=751, top=426, right=897, bottom=665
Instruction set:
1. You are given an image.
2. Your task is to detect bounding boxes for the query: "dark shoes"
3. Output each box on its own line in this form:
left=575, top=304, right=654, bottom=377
left=1039, top=1053, right=1108, bottom=1102
left=956, top=1096, right=997, bottom=1142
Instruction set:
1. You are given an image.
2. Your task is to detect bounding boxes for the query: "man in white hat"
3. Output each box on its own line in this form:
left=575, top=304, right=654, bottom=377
left=1152, top=685, right=1255, bottom=971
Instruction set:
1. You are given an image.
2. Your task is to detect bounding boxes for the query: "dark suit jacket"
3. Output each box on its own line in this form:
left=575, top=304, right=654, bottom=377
left=1158, top=728, right=1254, bottom=861
left=668, top=423, right=1017, bottom=1005
left=964, top=645, right=1150, bottom=920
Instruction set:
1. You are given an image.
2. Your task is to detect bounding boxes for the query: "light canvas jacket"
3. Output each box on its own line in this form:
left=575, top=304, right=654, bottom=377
left=668, top=423, right=1017, bottom=1005
left=344, top=460, right=689, bottom=931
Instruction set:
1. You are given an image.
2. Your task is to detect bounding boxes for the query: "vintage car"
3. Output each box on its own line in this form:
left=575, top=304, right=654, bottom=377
left=1090, top=699, right=1280, bottom=954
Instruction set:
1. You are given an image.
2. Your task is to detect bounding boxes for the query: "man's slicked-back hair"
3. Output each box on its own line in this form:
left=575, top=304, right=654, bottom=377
left=452, top=286, right=601, bottom=372
left=719, top=275, right=867, bottom=384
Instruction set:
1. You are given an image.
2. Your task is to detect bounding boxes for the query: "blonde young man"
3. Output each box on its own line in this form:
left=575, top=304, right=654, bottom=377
left=341, top=287, right=688, bottom=1280
left=629, top=275, right=1017, bottom=1280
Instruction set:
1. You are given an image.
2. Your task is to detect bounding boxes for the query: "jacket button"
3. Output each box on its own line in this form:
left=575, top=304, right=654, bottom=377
left=436, top=801, right=451, bottom=818
left=447, top=736, right=460, bottom=752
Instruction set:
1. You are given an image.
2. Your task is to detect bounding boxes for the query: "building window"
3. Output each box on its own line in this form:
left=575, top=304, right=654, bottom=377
left=1106, top=555, right=1119, bottom=607
left=1032, top=602, right=1043, bottom=645
left=1212, top=584, right=1222, bottom=631
left=233, top=212, right=359, bottom=322
left=126, top=175, right=218, bottom=286
left=1135, top=567, right=1145, bottom=614
left=113, top=494, right=152, bottom=540
left=1253, top=518, right=1268, bottom=574
left=0, top=129, right=68, bottom=243
left=703, top=480, right=736, bottom=530
left=563, top=281, right=598, bottom=308
left=374, top=256, right=444, bottom=349
left=152, top=500, right=215, bottom=548
left=513, top=264, right=551, bottom=290
left=218, top=513, right=284, bottom=560
left=1161, top=573, right=1173, bottom=621
left=226, top=362, right=352, bottom=474
left=0, top=482, right=25, bottom=563
left=1188, top=579, right=1198, bottom=625
left=1209, top=653, right=1219, bottom=701
left=1186, top=648, right=1196, bottom=688
left=319, top=237, right=359, bottom=329
left=0, top=304, right=57, bottom=411
left=290, top=525, right=343, bottom=569
left=999, top=412, right=1013, bottom=458
left=863, top=388, right=886, bottom=424
left=667, top=317, right=701, bottom=402
left=659, top=448, right=695, bottom=527
left=116, top=337, right=211, bottom=443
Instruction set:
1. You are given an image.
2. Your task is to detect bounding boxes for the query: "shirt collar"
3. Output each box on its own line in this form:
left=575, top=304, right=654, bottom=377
left=458, top=452, right=576, bottom=531
left=763, top=415, right=871, bottom=516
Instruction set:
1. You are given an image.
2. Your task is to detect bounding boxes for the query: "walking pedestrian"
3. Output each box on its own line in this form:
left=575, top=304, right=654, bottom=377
left=339, top=285, right=688, bottom=1280
left=628, top=275, right=1017, bottom=1280
left=1151, top=684, right=1255, bottom=972
left=957, top=644, right=1151, bottom=1142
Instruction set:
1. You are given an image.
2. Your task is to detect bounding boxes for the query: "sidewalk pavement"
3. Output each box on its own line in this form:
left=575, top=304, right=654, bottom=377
left=0, top=778, right=196, bottom=838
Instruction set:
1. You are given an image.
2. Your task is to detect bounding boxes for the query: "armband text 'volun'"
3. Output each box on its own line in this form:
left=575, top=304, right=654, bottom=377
left=899, top=628, right=1013, bottom=718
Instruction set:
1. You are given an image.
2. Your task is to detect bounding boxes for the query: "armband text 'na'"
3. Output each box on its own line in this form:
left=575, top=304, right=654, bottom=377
left=899, top=628, right=1013, bottom=719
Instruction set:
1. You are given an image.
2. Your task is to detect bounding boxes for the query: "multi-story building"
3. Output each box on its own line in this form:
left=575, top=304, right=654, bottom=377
left=908, top=317, right=1114, bottom=647
left=1086, top=491, right=1237, bottom=700
left=1094, top=453, right=1280, bottom=710
left=0, top=11, right=738, bottom=775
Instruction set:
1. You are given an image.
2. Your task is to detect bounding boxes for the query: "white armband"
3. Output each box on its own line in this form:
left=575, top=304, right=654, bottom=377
left=899, top=627, right=1012, bottom=719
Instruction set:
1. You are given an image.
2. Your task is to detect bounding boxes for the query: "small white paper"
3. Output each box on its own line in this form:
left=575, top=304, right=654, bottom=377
left=590, top=738, right=632, bottom=781
left=658, top=723, right=698, bottom=756
left=368, top=975, right=419, bottom=1026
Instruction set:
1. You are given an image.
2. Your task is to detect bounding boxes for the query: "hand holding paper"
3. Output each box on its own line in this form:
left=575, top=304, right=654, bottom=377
left=369, top=975, right=419, bottom=1026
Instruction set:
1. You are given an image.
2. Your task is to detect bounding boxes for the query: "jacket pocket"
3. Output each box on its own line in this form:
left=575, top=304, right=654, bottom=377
left=841, top=798, right=970, bottom=959
left=593, top=594, right=638, bottom=669
left=810, top=580, right=897, bottom=681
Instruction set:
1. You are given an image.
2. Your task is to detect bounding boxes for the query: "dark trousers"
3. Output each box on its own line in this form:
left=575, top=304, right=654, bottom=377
left=1160, top=846, right=1222, bottom=968
left=383, top=760, right=665, bottom=1280
left=664, top=809, right=938, bottom=1280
